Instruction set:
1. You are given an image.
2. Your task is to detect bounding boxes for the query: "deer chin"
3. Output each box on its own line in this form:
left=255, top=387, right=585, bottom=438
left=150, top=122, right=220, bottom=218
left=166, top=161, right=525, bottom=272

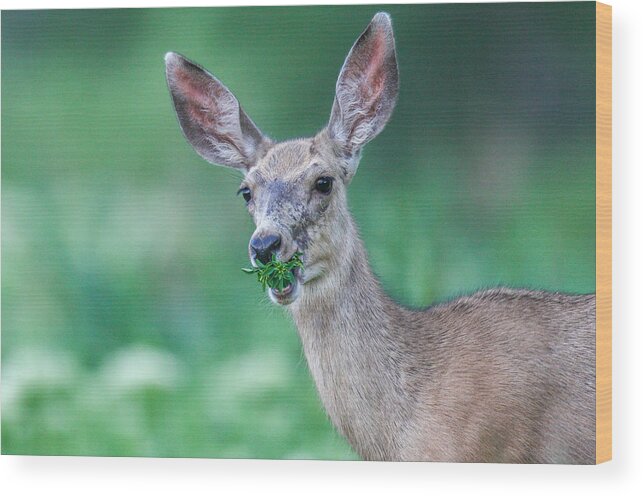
left=268, top=281, right=299, bottom=305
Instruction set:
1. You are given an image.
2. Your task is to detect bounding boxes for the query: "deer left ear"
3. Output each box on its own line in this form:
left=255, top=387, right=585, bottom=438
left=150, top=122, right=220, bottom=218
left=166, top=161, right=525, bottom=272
left=328, top=13, right=399, bottom=162
left=165, top=52, right=272, bottom=172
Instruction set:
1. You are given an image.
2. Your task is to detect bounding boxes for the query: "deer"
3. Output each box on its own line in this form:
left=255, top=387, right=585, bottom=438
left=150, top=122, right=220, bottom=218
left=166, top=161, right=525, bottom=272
left=165, top=12, right=596, bottom=464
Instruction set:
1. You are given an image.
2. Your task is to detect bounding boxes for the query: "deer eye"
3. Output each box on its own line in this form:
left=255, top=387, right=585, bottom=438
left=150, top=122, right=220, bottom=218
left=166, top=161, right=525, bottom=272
left=237, top=187, right=252, bottom=203
left=314, top=177, right=333, bottom=194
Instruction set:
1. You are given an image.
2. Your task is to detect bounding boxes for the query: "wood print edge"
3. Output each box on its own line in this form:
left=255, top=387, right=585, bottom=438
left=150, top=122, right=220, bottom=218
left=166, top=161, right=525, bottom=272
left=595, top=0, right=612, bottom=465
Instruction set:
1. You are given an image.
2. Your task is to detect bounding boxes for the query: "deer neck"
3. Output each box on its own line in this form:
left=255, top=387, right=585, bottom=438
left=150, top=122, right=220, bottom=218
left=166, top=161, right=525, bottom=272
left=288, top=215, right=413, bottom=459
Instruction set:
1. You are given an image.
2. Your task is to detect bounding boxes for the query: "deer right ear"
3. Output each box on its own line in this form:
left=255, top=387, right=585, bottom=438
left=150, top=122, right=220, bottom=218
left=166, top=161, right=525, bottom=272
left=328, top=13, right=399, bottom=160
left=165, top=52, right=272, bottom=172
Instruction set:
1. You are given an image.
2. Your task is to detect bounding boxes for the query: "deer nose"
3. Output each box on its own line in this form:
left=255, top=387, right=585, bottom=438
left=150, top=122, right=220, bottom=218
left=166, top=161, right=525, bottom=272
left=250, top=234, right=281, bottom=265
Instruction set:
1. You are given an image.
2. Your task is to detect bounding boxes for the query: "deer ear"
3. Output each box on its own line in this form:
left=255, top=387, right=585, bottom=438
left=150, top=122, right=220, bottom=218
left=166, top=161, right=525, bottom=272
left=165, top=52, right=272, bottom=172
left=328, top=13, right=399, bottom=158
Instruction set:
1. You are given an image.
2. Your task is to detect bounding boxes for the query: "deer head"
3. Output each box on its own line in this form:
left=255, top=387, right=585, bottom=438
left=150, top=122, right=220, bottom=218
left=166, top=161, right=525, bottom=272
left=165, top=13, right=398, bottom=305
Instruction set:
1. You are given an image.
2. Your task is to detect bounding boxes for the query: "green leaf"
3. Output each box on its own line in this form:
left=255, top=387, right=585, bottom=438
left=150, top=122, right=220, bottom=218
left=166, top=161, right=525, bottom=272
left=241, top=251, right=305, bottom=292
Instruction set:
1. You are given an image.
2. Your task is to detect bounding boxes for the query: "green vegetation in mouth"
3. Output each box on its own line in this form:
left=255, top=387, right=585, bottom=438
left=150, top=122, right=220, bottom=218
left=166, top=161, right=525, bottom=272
left=242, top=252, right=304, bottom=292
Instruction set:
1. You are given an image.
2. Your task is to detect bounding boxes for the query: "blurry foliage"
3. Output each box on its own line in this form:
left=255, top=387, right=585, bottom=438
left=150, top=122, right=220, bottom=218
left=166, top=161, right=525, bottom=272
left=2, top=3, right=595, bottom=458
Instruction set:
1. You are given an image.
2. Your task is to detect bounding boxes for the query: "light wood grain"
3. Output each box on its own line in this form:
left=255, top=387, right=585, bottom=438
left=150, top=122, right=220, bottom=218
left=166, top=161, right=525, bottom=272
left=596, top=1, right=612, bottom=465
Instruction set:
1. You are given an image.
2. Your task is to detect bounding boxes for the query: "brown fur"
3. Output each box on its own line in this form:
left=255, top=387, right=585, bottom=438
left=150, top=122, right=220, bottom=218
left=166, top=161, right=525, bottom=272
left=165, top=13, right=596, bottom=463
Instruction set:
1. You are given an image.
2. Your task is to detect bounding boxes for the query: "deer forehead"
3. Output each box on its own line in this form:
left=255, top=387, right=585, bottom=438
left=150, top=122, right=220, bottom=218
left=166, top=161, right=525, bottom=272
left=249, top=137, right=341, bottom=184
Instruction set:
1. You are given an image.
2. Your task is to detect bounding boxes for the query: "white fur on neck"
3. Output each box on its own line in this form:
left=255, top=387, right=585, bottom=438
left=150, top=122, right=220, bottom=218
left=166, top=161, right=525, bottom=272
left=288, top=218, right=414, bottom=460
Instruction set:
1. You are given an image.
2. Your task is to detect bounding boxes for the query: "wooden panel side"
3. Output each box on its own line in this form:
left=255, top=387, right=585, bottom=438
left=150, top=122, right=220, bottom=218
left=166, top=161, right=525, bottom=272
left=595, top=1, right=612, bottom=465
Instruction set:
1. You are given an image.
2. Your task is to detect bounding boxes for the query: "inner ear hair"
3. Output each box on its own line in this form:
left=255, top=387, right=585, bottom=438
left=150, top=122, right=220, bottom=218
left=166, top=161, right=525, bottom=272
left=165, top=51, right=271, bottom=172
left=328, top=13, right=399, bottom=158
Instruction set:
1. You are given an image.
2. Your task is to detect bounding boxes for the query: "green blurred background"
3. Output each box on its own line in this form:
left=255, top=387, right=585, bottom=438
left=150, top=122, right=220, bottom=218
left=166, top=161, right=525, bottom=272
left=2, top=3, right=595, bottom=459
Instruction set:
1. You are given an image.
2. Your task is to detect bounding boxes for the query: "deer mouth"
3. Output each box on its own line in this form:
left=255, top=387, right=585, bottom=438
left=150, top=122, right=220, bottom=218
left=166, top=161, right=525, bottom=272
left=269, top=266, right=302, bottom=305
